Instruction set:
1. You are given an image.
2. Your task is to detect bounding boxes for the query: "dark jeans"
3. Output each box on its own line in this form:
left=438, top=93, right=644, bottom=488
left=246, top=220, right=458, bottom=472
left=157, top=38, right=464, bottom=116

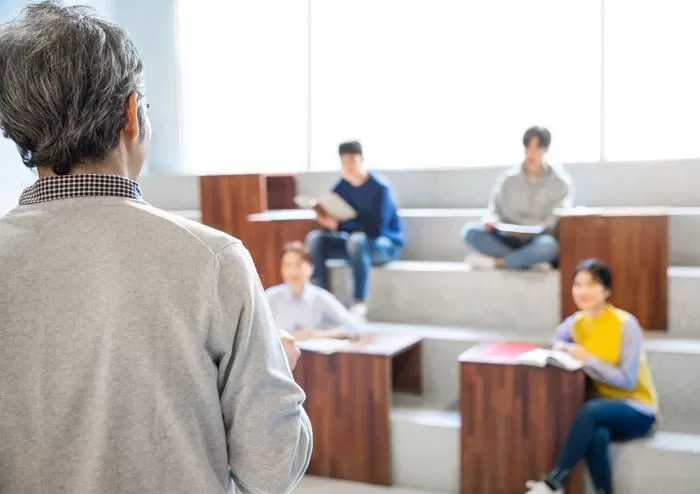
left=547, top=399, right=655, bottom=494
left=305, top=230, right=400, bottom=301
left=461, top=222, right=559, bottom=269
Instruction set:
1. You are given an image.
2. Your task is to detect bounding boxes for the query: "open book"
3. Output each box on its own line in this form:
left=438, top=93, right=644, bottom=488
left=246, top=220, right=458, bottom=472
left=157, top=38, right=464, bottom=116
left=495, top=222, right=546, bottom=235
left=517, top=348, right=583, bottom=371
left=296, top=338, right=353, bottom=355
left=294, top=193, right=357, bottom=222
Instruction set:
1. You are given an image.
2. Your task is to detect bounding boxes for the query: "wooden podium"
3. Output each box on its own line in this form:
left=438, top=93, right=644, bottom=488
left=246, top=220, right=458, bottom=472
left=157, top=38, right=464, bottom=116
left=557, top=207, right=669, bottom=331
left=459, top=342, right=586, bottom=494
left=294, top=335, right=422, bottom=486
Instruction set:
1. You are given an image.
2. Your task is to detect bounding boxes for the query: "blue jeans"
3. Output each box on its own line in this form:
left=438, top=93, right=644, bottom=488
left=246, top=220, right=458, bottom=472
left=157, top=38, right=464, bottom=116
left=547, top=399, right=656, bottom=494
left=461, top=222, right=558, bottom=269
left=305, top=230, right=401, bottom=302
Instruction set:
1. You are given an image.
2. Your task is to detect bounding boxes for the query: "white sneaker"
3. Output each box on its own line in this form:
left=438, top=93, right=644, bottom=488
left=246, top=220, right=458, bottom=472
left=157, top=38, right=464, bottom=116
left=530, top=262, right=552, bottom=272
left=349, top=302, right=368, bottom=318
left=464, top=252, right=496, bottom=269
left=524, top=480, right=563, bottom=494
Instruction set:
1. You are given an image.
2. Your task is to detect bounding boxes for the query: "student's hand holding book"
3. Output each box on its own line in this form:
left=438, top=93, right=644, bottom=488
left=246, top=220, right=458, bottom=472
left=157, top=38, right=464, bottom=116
left=316, top=211, right=338, bottom=231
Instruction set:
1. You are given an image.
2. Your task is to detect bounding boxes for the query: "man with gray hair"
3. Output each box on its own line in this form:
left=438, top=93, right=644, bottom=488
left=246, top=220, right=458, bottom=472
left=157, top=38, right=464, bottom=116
left=0, top=3, right=311, bottom=493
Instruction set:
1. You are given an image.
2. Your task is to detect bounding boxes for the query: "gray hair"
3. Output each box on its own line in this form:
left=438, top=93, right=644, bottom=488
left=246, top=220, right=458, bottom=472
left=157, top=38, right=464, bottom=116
left=0, top=1, right=145, bottom=175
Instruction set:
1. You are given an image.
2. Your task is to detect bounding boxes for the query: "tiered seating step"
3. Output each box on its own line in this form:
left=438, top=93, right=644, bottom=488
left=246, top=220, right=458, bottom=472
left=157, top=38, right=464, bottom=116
left=329, top=262, right=700, bottom=336
left=390, top=392, right=700, bottom=494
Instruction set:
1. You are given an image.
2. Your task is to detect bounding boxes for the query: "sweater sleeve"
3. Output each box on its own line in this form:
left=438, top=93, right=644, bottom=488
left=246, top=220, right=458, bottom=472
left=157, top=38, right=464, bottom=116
left=213, top=243, right=312, bottom=493
left=318, top=290, right=366, bottom=338
left=584, top=316, right=643, bottom=391
left=552, top=314, right=576, bottom=346
left=542, top=175, right=574, bottom=230
left=377, top=185, right=399, bottom=238
left=485, top=175, right=505, bottom=223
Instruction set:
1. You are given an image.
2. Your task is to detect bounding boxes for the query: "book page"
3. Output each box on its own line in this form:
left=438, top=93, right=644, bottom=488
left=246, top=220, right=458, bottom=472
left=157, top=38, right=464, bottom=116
left=317, top=193, right=357, bottom=222
left=495, top=222, right=546, bottom=235
left=516, top=348, right=550, bottom=367
left=547, top=350, right=583, bottom=371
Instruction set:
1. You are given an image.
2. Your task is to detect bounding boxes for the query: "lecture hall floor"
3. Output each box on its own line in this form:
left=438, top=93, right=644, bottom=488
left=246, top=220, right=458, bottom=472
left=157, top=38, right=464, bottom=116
left=297, top=476, right=435, bottom=493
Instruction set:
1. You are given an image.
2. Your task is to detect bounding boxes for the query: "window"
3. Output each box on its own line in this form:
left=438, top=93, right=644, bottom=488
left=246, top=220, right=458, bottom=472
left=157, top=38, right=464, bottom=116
left=309, top=0, right=602, bottom=170
left=603, top=0, right=700, bottom=161
left=177, top=0, right=308, bottom=175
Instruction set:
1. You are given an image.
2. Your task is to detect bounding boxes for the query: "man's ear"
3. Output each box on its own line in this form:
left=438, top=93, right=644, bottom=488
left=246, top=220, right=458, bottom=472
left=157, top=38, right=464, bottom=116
left=123, top=92, right=140, bottom=141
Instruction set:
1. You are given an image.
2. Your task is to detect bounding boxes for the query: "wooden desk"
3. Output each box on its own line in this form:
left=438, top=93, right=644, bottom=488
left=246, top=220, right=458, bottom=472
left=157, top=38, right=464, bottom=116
left=294, top=334, right=422, bottom=486
left=459, top=342, right=586, bottom=494
left=557, top=207, right=669, bottom=330
left=247, top=210, right=317, bottom=287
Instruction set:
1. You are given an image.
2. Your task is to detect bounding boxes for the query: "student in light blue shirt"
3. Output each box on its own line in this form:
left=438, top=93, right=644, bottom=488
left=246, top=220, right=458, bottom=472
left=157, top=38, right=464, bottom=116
left=266, top=241, right=365, bottom=341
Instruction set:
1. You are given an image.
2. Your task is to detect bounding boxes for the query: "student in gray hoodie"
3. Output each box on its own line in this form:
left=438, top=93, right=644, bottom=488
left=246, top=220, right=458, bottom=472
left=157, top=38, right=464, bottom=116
left=462, top=126, right=574, bottom=271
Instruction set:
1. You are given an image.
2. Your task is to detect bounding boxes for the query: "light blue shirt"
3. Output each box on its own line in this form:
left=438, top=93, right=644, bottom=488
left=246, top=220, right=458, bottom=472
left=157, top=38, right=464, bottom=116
left=265, top=284, right=365, bottom=338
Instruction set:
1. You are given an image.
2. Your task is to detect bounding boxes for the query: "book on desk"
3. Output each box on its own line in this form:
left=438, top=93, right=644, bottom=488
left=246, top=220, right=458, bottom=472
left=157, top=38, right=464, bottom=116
left=517, top=348, right=583, bottom=371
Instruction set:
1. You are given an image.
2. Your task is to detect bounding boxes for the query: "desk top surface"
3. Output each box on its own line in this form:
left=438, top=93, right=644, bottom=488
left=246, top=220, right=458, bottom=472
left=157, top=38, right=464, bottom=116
left=248, top=209, right=315, bottom=222
left=458, top=341, right=540, bottom=365
left=302, top=334, right=422, bottom=358
left=556, top=206, right=669, bottom=217
left=248, top=206, right=672, bottom=223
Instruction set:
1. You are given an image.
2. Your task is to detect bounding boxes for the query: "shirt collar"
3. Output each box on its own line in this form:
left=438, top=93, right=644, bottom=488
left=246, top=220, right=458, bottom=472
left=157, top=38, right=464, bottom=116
left=284, top=283, right=314, bottom=302
left=18, top=174, right=142, bottom=206
left=519, top=161, right=551, bottom=179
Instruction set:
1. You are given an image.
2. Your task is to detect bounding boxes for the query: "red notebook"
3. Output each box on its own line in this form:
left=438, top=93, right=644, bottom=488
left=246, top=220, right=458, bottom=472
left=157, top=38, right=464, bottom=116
left=460, top=342, right=539, bottom=364
left=481, top=342, right=539, bottom=357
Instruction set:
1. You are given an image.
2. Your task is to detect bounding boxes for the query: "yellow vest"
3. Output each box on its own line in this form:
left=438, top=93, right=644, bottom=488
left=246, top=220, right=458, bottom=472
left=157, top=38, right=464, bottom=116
left=570, top=306, right=658, bottom=410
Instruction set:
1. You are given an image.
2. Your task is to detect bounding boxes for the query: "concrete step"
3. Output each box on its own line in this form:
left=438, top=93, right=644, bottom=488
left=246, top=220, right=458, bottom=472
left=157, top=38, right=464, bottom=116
left=399, top=207, right=700, bottom=267
left=295, top=160, right=700, bottom=210
left=173, top=206, right=700, bottom=266
left=329, top=262, right=700, bottom=337
left=297, top=476, right=437, bottom=494
left=372, top=322, right=700, bottom=435
left=390, top=393, right=700, bottom=494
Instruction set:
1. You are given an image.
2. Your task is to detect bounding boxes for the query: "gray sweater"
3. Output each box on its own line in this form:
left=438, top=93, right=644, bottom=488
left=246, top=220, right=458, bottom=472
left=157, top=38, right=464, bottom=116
left=0, top=197, right=312, bottom=494
left=486, top=163, right=574, bottom=232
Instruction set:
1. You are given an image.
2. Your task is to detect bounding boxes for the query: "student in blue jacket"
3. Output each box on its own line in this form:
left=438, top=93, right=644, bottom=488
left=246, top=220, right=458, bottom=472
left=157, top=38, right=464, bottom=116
left=306, top=141, right=404, bottom=317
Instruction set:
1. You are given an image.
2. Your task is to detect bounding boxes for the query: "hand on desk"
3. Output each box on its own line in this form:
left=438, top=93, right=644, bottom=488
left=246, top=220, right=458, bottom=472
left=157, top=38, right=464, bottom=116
left=278, top=329, right=301, bottom=370
left=292, top=328, right=317, bottom=341
left=563, top=344, right=590, bottom=364
left=293, top=328, right=353, bottom=341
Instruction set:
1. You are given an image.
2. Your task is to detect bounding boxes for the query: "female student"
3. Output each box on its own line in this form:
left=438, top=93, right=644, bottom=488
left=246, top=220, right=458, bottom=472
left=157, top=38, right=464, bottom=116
left=526, top=259, right=658, bottom=494
left=266, top=241, right=365, bottom=341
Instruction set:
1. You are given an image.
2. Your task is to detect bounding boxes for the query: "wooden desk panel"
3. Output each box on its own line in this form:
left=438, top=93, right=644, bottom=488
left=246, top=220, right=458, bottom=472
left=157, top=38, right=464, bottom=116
left=199, top=174, right=298, bottom=237
left=294, top=335, right=422, bottom=486
left=558, top=209, right=668, bottom=330
left=265, top=174, right=297, bottom=210
left=200, top=175, right=266, bottom=237
left=459, top=342, right=586, bottom=494
left=246, top=217, right=317, bottom=288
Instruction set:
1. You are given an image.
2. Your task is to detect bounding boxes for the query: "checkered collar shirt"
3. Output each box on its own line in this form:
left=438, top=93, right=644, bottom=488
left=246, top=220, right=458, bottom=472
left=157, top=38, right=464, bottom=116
left=18, top=174, right=143, bottom=206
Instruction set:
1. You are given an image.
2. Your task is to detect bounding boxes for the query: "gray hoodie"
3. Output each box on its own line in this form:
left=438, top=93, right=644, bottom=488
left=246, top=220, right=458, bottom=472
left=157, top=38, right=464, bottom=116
left=486, top=163, right=574, bottom=232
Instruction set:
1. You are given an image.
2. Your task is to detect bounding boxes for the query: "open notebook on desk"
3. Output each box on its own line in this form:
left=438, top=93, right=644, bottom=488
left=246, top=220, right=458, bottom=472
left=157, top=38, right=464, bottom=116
left=294, top=193, right=357, bottom=222
left=296, top=338, right=353, bottom=355
left=517, top=348, right=583, bottom=371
